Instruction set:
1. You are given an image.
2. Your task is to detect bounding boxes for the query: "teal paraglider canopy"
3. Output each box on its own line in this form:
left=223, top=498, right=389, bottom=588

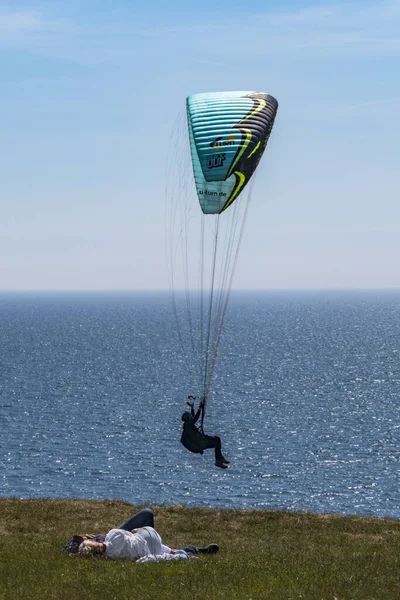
left=186, top=91, right=278, bottom=214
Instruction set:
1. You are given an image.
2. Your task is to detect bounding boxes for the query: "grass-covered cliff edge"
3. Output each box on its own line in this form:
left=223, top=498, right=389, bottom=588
left=1, top=498, right=399, bottom=599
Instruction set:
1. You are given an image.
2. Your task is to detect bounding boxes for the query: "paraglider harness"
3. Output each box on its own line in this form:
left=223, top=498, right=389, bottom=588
left=180, top=396, right=207, bottom=454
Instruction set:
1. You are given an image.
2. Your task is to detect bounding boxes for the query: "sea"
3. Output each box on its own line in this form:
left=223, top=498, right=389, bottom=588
left=1, top=290, right=399, bottom=518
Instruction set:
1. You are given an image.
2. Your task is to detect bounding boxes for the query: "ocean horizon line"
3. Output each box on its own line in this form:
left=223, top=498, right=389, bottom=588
left=0, top=287, right=400, bottom=295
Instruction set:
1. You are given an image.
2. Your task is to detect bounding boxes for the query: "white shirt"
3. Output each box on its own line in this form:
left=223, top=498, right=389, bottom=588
left=104, top=527, right=168, bottom=561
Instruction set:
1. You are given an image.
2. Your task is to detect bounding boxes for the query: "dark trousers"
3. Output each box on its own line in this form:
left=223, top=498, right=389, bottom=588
left=96, top=508, right=154, bottom=542
left=119, top=508, right=154, bottom=531
left=199, top=435, right=223, bottom=460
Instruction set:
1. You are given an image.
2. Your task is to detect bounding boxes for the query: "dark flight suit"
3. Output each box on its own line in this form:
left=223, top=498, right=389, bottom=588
left=180, top=406, right=223, bottom=461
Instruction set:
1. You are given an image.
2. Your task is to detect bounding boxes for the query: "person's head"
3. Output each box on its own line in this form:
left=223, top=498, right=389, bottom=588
left=181, top=411, right=192, bottom=422
left=188, top=395, right=195, bottom=401
left=78, top=540, right=105, bottom=557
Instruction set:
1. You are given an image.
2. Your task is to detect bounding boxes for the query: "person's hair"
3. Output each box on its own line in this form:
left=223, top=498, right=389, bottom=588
left=78, top=540, right=104, bottom=557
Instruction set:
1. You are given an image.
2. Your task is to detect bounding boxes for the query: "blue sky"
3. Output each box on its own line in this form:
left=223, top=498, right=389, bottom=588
left=1, top=0, right=399, bottom=290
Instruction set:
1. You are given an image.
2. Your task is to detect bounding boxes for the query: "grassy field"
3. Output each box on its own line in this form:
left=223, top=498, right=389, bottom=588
left=0, top=498, right=399, bottom=600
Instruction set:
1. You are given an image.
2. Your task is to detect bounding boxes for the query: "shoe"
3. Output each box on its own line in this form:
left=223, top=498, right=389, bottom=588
left=198, top=544, right=219, bottom=554
left=215, top=460, right=228, bottom=469
left=220, top=457, right=230, bottom=464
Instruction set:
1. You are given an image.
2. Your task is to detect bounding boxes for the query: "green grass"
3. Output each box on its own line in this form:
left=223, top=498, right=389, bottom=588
left=0, top=498, right=399, bottom=599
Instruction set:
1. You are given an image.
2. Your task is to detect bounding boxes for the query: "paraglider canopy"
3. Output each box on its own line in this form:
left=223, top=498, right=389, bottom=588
left=187, top=91, right=278, bottom=214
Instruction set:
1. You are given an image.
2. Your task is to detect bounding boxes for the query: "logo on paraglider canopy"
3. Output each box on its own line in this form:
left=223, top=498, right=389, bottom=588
left=207, top=153, right=226, bottom=169
left=210, top=135, right=235, bottom=150
left=199, top=189, right=227, bottom=196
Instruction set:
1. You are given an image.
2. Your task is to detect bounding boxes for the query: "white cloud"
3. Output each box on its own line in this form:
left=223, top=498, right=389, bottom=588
left=0, top=7, right=66, bottom=33
left=0, top=1, right=399, bottom=63
left=0, top=10, right=42, bottom=31
left=191, top=58, right=229, bottom=68
left=227, top=1, right=400, bottom=58
left=0, top=7, right=68, bottom=51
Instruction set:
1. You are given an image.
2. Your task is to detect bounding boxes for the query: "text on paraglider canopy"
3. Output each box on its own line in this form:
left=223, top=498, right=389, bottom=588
left=207, top=153, right=226, bottom=169
left=198, top=190, right=227, bottom=196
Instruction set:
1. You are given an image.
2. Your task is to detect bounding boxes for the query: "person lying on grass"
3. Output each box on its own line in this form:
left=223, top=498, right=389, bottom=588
left=78, top=525, right=190, bottom=561
left=65, top=507, right=219, bottom=560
